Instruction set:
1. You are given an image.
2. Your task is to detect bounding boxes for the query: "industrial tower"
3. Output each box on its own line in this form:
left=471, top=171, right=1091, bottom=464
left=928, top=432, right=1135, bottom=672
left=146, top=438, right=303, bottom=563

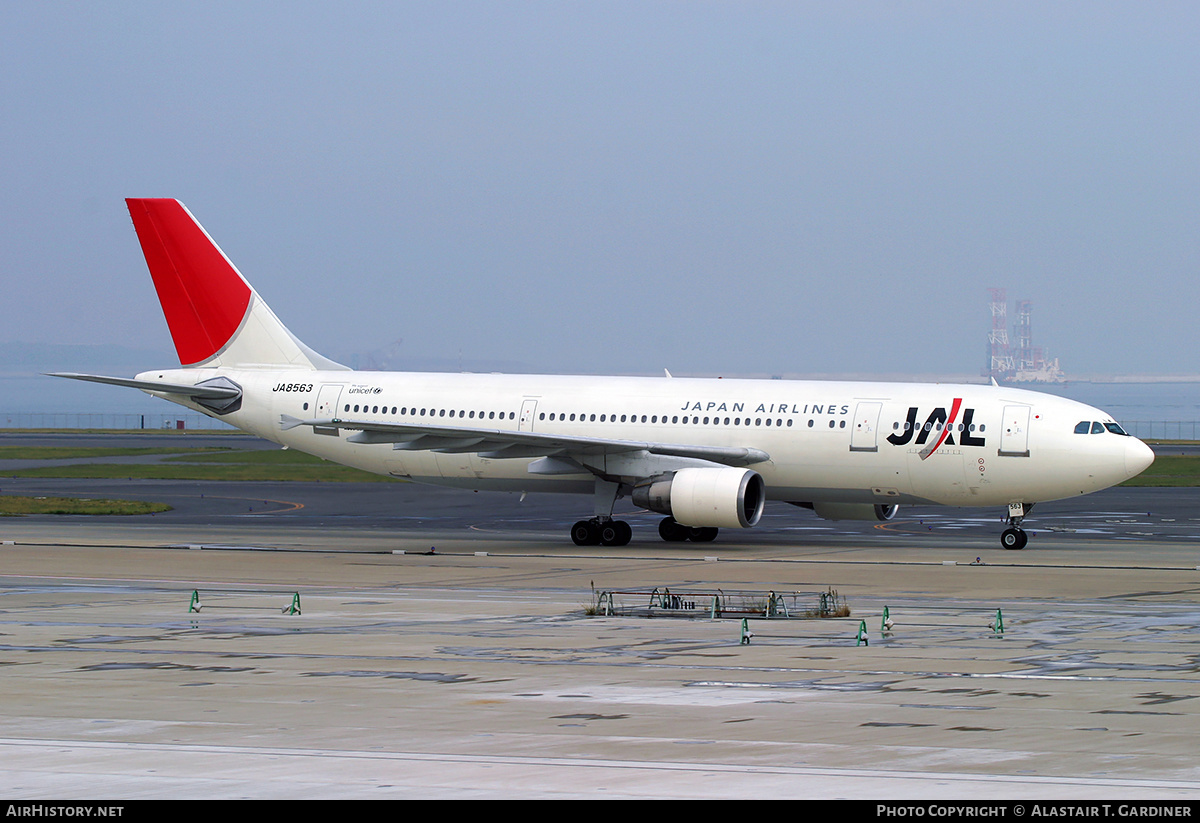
left=985, top=290, right=1064, bottom=383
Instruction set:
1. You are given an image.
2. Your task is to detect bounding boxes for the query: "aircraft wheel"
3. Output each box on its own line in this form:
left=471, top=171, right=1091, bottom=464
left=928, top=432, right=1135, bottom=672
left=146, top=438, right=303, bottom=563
left=599, top=520, right=632, bottom=546
left=1000, top=527, right=1027, bottom=550
left=571, top=520, right=600, bottom=546
left=688, top=526, right=719, bottom=543
left=658, top=517, right=689, bottom=542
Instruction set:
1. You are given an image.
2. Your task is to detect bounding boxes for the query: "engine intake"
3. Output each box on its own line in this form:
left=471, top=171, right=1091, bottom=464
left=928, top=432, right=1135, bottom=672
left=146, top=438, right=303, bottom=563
left=633, top=467, right=765, bottom=529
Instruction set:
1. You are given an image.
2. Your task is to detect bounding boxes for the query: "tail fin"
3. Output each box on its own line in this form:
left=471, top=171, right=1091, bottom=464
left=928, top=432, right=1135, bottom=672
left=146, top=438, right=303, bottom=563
left=126, top=198, right=346, bottom=371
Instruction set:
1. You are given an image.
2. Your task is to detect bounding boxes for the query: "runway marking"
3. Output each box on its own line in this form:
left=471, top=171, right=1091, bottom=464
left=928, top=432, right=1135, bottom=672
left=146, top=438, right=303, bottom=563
left=203, top=494, right=305, bottom=514
left=2, top=736, right=1199, bottom=794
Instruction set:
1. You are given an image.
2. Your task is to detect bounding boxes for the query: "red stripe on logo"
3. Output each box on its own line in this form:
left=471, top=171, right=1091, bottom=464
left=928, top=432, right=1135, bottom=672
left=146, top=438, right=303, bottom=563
left=919, top=397, right=962, bottom=460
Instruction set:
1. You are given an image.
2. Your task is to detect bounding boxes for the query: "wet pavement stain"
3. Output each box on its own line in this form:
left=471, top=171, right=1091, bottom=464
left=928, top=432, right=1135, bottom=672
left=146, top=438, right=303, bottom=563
left=1136, top=692, right=1198, bottom=705
left=303, top=670, right=477, bottom=683
left=80, top=661, right=255, bottom=672
left=861, top=722, right=935, bottom=728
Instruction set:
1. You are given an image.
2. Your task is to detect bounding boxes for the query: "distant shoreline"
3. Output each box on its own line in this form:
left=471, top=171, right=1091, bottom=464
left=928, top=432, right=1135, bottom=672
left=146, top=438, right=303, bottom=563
left=1058, top=375, right=1200, bottom=384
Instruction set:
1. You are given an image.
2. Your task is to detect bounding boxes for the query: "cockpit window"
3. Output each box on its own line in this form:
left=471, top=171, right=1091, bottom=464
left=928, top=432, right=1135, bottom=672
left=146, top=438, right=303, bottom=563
left=1075, top=420, right=1131, bottom=436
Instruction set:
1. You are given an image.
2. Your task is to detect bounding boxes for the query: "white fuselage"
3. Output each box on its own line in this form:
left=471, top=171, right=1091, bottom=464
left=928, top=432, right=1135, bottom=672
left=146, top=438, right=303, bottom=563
left=140, top=367, right=1153, bottom=508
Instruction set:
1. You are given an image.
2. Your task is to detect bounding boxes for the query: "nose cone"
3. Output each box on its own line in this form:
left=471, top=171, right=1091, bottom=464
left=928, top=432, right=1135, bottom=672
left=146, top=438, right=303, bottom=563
left=1125, top=437, right=1155, bottom=479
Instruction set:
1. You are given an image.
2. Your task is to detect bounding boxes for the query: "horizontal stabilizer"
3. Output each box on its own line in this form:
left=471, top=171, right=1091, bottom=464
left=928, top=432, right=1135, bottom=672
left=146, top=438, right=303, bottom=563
left=49, top=372, right=241, bottom=400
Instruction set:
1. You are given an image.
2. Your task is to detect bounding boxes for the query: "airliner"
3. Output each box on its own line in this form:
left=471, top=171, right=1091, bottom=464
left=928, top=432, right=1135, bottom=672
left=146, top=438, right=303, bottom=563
left=54, top=199, right=1155, bottom=550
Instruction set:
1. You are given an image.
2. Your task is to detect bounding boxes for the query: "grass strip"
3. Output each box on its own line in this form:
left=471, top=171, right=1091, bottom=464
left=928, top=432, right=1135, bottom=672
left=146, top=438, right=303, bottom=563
left=1120, top=455, right=1200, bottom=487
left=3, top=463, right=395, bottom=482
left=3, top=447, right=396, bottom=482
left=0, top=496, right=172, bottom=516
left=0, top=446, right=229, bottom=459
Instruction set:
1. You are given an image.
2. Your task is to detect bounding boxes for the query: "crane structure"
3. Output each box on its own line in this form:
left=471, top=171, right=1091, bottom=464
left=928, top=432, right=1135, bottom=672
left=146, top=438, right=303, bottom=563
left=985, top=290, right=1064, bottom=384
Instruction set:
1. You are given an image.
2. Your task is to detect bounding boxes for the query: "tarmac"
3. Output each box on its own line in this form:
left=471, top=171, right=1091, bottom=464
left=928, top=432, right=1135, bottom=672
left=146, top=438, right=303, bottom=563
left=1, top=433, right=1200, bottom=798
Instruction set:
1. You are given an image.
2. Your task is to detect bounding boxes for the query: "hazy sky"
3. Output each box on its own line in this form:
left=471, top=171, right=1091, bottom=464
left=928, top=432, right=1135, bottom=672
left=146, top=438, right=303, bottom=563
left=3, top=2, right=1198, bottom=379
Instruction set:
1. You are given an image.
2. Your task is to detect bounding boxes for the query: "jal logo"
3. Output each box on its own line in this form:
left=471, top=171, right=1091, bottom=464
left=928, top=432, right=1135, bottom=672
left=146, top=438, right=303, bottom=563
left=886, top=399, right=986, bottom=460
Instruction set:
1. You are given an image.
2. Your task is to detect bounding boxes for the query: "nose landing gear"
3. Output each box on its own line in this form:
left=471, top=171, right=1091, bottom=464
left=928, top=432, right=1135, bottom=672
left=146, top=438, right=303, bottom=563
left=1000, top=527, right=1027, bottom=550
left=1001, top=502, right=1034, bottom=550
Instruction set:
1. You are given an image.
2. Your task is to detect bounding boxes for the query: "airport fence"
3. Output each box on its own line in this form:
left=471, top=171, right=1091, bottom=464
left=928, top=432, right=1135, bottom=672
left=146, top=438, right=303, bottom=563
left=1123, top=421, right=1200, bottom=440
left=0, top=412, right=235, bottom=431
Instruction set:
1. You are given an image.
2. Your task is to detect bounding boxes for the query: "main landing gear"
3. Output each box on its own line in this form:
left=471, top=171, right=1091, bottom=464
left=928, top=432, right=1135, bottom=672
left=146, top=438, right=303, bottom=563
left=657, top=516, right=718, bottom=543
left=1000, top=502, right=1034, bottom=550
left=571, top=518, right=632, bottom=546
left=570, top=516, right=719, bottom=545
left=571, top=479, right=634, bottom=546
left=570, top=478, right=721, bottom=546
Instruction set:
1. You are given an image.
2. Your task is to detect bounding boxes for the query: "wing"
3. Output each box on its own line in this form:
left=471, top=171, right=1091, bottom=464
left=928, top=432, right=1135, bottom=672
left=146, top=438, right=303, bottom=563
left=280, top=415, right=770, bottom=477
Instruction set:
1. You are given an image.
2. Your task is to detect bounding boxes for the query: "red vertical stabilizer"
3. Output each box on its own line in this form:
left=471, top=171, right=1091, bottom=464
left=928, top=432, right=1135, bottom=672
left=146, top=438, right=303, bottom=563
left=126, top=198, right=253, bottom=366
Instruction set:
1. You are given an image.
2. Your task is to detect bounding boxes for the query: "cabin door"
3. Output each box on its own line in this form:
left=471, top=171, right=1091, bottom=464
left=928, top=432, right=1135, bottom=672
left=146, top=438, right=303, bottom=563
left=998, top=405, right=1031, bottom=457
left=519, top=399, right=538, bottom=432
left=316, top=384, right=343, bottom=418
left=850, top=402, right=883, bottom=452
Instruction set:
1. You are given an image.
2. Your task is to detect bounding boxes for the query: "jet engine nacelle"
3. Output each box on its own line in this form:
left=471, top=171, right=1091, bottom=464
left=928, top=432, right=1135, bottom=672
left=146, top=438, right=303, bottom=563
left=633, top=467, right=766, bottom=529
left=811, top=502, right=899, bottom=522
